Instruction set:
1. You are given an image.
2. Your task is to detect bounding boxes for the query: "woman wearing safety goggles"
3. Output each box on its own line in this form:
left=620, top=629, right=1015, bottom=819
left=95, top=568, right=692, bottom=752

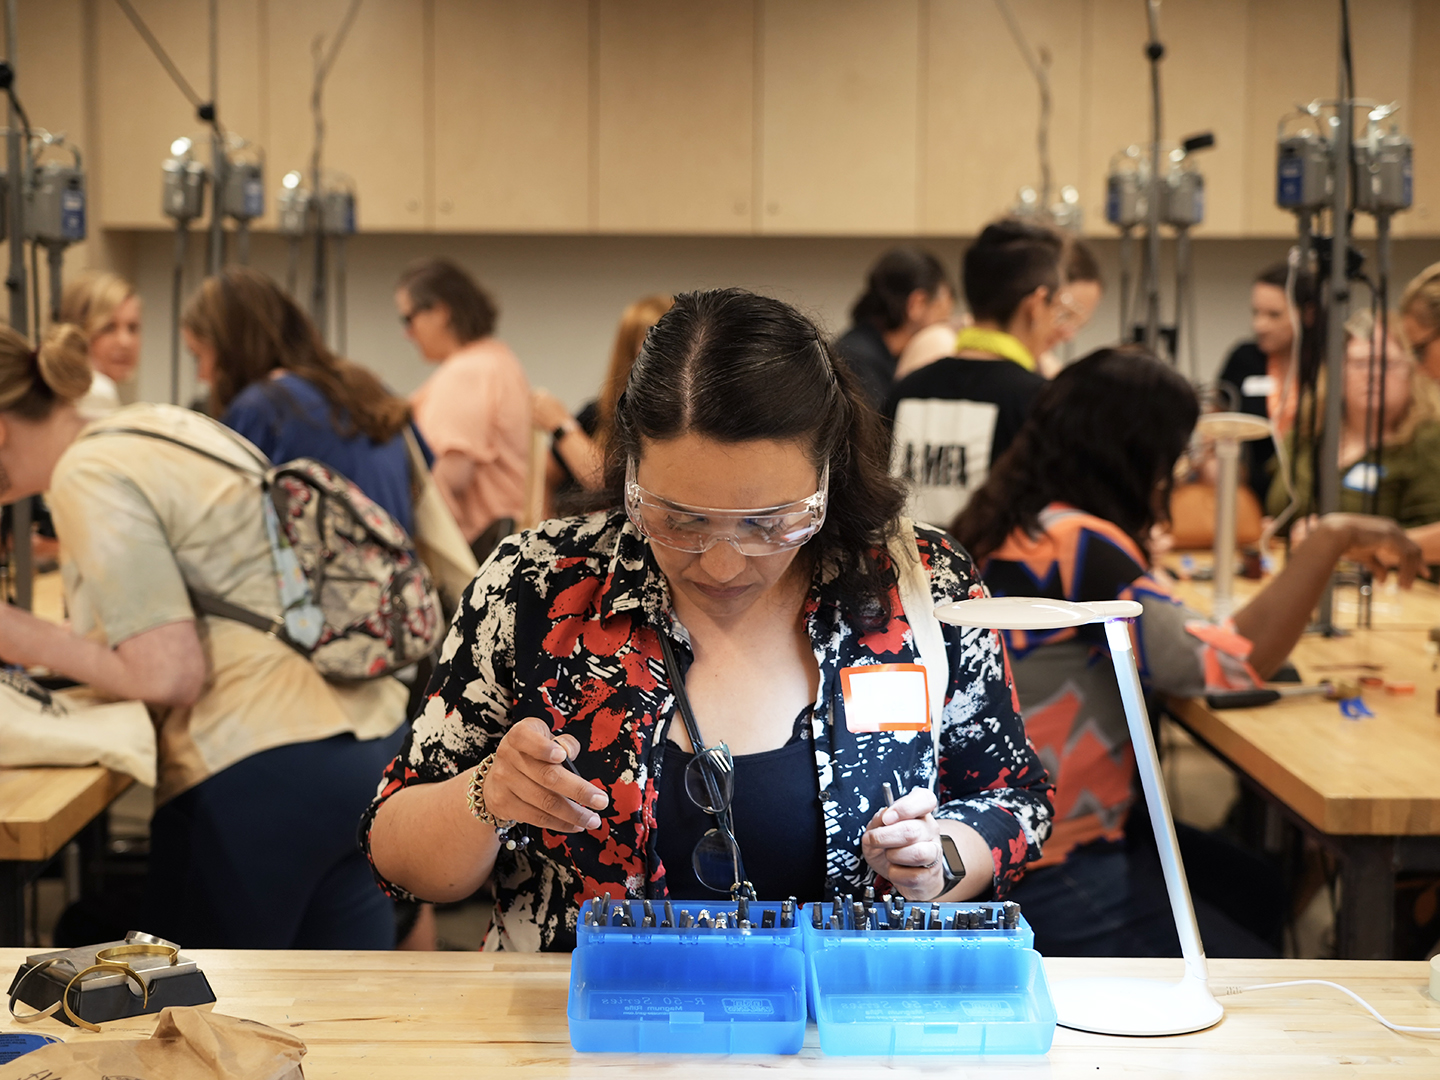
left=363, top=287, right=1053, bottom=951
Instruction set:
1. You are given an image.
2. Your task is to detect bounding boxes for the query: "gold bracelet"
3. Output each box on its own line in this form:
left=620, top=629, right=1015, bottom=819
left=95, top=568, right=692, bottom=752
left=466, top=754, right=514, bottom=830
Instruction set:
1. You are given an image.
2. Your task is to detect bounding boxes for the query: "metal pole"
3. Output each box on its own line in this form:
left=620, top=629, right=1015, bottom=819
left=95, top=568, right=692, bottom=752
left=5, top=0, right=30, bottom=613
left=334, top=234, right=347, bottom=356
left=1174, top=228, right=1191, bottom=378
left=5, top=0, right=24, bottom=338
left=1212, top=439, right=1240, bottom=622
left=205, top=0, right=223, bottom=276
left=1119, top=229, right=1133, bottom=340
left=1316, top=35, right=1352, bottom=631
left=45, top=242, right=62, bottom=322
left=170, top=222, right=188, bottom=405
left=1142, top=0, right=1164, bottom=353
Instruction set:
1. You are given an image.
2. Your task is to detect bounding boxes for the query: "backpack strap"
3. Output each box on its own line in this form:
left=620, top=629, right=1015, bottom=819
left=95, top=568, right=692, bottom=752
left=887, top=517, right=950, bottom=786
left=83, top=424, right=271, bottom=478
left=80, top=423, right=318, bottom=653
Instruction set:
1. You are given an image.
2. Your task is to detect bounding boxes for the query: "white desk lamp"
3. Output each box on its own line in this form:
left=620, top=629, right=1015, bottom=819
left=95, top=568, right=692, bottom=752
left=934, top=595, right=1224, bottom=1036
left=1195, top=412, right=1272, bottom=622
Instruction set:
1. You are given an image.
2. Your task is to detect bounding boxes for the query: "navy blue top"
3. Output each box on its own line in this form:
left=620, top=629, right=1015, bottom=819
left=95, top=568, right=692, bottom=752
left=223, top=373, right=425, bottom=534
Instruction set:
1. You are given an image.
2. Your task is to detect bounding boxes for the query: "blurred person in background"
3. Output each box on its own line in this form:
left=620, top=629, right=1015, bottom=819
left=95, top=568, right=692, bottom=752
left=0, top=322, right=410, bottom=949
left=186, top=268, right=426, bottom=534
left=1217, top=263, right=1317, bottom=502
left=834, top=247, right=955, bottom=410
left=1268, top=312, right=1440, bottom=530
left=396, top=257, right=531, bottom=561
left=530, top=294, right=673, bottom=516
left=59, top=270, right=141, bottom=419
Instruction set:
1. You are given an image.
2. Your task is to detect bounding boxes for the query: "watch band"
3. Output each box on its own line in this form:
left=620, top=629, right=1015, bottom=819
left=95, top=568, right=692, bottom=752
left=933, top=833, right=967, bottom=899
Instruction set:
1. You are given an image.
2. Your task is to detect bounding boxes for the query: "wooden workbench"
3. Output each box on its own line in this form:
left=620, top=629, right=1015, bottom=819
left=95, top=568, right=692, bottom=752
left=2, top=951, right=1436, bottom=1077
left=0, top=766, right=131, bottom=946
left=1163, top=563, right=1440, bottom=958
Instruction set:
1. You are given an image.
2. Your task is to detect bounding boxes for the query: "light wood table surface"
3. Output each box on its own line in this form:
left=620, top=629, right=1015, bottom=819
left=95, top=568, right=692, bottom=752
left=2, top=571, right=131, bottom=946
left=1160, top=559, right=1440, bottom=958
left=0, top=767, right=132, bottom=947
left=2, top=951, right=1436, bottom=1077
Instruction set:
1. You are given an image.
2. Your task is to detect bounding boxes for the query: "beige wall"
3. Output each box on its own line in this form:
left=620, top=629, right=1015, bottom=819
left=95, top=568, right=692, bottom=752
left=122, top=230, right=1440, bottom=414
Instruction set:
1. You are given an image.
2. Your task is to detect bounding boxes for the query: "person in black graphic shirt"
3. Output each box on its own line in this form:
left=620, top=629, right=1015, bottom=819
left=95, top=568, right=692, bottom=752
left=884, top=219, right=1065, bottom=528
left=834, top=248, right=955, bottom=411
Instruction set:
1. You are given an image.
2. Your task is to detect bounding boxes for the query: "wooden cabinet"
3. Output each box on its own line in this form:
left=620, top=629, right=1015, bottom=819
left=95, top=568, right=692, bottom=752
left=922, top=0, right=1085, bottom=236
left=596, top=0, right=754, bottom=234
left=267, top=0, right=427, bottom=231
left=95, top=0, right=263, bottom=229
left=1405, top=0, right=1440, bottom=238
left=759, top=0, right=920, bottom=235
left=433, top=0, right=589, bottom=232
left=63, top=0, right=1440, bottom=239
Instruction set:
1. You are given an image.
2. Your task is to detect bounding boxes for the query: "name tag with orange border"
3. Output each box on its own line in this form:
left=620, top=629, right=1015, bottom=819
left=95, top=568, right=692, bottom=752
left=839, top=663, right=930, bottom=733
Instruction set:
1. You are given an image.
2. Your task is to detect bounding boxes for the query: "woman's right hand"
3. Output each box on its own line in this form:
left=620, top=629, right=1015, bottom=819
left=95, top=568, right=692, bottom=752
left=481, top=717, right=609, bottom=833
left=1313, top=512, right=1422, bottom=587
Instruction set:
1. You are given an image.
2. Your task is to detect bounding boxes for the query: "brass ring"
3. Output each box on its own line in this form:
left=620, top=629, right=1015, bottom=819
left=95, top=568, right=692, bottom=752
left=62, top=961, right=149, bottom=1032
left=95, top=943, right=179, bottom=967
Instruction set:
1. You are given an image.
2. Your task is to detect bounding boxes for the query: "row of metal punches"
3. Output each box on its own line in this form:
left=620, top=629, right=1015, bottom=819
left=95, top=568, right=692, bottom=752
left=583, top=894, right=800, bottom=930
left=811, top=888, right=1022, bottom=932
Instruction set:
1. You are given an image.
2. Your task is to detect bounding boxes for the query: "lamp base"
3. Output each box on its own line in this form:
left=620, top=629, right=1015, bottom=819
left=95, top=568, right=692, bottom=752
left=1052, top=974, right=1223, bottom=1036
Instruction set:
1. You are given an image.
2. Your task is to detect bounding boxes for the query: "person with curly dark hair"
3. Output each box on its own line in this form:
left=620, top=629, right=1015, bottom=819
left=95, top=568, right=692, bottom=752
left=363, top=287, right=1052, bottom=950
left=953, top=346, right=1419, bottom=958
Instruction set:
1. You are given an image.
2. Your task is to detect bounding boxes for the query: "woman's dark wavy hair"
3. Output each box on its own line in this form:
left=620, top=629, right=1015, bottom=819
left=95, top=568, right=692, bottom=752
left=606, top=288, right=907, bottom=627
left=953, top=347, right=1199, bottom=564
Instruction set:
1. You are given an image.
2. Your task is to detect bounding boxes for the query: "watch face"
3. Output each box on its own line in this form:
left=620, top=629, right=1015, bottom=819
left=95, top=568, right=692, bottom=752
left=939, top=833, right=966, bottom=880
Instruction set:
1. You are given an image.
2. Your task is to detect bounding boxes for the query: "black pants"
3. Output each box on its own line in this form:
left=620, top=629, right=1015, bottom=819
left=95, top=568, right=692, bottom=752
left=146, top=727, right=407, bottom=949
left=1009, top=823, right=1285, bottom=958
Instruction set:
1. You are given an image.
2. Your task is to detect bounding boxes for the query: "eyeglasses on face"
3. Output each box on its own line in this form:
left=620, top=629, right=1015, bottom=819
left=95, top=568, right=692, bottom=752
left=399, top=303, right=432, bottom=328
left=624, top=458, right=829, bottom=556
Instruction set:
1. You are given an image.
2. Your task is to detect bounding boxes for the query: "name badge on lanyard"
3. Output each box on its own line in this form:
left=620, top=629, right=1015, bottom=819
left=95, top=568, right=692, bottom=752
left=1241, top=374, right=1277, bottom=398
left=838, top=664, right=931, bottom=733
left=1343, top=461, right=1384, bottom=493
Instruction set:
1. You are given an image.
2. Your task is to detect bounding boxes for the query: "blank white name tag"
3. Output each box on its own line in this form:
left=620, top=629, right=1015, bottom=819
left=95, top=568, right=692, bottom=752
left=839, top=664, right=930, bottom=733
left=1241, top=374, right=1276, bottom=398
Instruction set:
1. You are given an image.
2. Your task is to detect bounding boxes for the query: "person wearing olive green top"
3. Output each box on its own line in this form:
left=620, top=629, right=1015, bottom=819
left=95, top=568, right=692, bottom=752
left=1267, top=314, right=1440, bottom=528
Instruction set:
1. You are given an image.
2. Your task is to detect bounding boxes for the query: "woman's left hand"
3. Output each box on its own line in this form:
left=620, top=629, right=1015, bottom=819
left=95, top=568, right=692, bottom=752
left=860, top=787, right=946, bottom=901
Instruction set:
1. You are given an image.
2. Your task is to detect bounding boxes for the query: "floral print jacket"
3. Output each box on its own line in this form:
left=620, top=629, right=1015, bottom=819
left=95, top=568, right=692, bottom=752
left=360, top=510, right=1052, bottom=951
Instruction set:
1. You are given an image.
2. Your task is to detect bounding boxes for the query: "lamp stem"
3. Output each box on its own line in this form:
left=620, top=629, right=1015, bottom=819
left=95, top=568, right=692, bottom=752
left=1102, top=618, right=1210, bottom=987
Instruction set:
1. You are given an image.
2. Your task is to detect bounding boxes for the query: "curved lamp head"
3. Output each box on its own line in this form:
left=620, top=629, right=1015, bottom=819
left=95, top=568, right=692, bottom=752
left=1195, top=411, right=1271, bottom=443
left=933, top=596, right=1142, bottom=630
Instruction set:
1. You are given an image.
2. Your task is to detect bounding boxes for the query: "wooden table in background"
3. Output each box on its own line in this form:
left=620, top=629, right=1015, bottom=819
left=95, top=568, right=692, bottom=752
left=0, top=767, right=132, bottom=946
left=1, top=951, right=1435, bottom=1077
left=1163, top=561, right=1440, bottom=959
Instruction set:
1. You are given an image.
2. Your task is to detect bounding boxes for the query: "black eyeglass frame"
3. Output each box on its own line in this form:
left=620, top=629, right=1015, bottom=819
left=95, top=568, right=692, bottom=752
left=657, top=632, right=756, bottom=900
left=399, top=302, right=432, bottom=328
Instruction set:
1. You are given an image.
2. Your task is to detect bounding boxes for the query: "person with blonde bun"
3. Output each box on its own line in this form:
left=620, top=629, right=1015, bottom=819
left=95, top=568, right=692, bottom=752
left=58, top=271, right=141, bottom=417
left=0, top=321, right=409, bottom=949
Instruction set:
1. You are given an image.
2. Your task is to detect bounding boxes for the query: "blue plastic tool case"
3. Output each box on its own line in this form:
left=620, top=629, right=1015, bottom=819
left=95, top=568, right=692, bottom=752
left=567, top=897, right=807, bottom=1054
left=802, top=899, right=1056, bottom=1055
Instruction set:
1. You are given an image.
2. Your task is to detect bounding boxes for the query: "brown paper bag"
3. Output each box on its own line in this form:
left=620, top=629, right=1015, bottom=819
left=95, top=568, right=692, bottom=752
left=0, top=1006, right=306, bottom=1080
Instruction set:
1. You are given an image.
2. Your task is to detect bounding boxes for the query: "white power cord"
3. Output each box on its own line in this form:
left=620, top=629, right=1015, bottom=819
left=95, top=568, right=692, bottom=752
left=1215, top=980, right=1440, bottom=1036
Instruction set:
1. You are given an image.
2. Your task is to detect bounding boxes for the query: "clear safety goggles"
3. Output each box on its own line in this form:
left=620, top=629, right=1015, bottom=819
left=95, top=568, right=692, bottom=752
left=624, top=458, right=829, bottom=555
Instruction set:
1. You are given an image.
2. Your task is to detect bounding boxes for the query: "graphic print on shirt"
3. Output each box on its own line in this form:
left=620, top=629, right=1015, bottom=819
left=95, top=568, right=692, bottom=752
left=890, top=398, right=999, bottom=528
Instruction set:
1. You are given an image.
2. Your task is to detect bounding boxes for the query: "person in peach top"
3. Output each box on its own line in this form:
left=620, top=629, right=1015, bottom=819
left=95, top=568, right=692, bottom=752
left=396, top=258, right=531, bottom=559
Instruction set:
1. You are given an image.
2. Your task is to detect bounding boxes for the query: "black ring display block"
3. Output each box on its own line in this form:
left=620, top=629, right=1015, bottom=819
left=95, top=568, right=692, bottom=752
left=7, top=962, right=217, bottom=1027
